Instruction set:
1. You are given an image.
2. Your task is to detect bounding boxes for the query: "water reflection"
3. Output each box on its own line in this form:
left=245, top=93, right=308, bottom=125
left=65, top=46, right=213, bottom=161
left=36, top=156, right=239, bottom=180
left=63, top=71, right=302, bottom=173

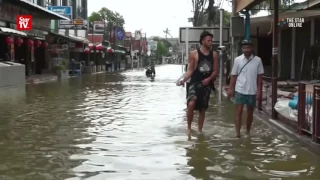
left=0, top=65, right=319, bottom=179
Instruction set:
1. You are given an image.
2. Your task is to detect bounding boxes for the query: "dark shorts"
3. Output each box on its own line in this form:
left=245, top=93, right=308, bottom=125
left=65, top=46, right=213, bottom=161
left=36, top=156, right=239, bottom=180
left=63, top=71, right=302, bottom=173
left=187, top=82, right=212, bottom=111
left=235, top=91, right=256, bottom=107
left=186, top=83, right=190, bottom=99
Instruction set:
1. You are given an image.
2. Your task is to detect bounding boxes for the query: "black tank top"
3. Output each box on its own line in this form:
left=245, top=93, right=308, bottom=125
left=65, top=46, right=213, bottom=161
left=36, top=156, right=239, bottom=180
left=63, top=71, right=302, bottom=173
left=190, top=48, right=214, bottom=83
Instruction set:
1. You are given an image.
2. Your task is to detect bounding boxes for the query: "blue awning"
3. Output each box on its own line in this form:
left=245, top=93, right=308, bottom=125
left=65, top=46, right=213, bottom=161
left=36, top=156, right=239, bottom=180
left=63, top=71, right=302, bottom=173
left=8, top=0, right=70, bottom=20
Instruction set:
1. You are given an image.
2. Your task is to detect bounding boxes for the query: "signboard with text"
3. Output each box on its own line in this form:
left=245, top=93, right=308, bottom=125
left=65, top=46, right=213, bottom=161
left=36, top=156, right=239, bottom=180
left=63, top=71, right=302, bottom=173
left=47, top=6, right=72, bottom=19
left=59, top=19, right=88, bottom=30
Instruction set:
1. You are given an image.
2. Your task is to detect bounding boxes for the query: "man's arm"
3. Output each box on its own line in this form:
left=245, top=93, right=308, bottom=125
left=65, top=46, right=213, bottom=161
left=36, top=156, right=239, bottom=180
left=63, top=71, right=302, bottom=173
left=257, top=58, right=264, bottom=92
left=229, top=58, right=238, bottom=90
left=182, top=51, right=195, bottom=83
left=208, top=51, right=219, bottom=80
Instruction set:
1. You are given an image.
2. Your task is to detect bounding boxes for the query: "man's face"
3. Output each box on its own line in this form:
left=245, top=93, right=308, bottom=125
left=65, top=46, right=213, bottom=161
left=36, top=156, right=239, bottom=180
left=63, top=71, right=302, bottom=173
left=202, top=36, right=213, bottom=49
left=242, top=45, right=253, bottom=56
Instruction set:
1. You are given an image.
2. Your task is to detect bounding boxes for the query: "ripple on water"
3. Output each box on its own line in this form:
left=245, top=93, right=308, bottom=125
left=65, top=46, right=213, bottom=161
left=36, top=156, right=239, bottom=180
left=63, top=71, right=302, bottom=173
left=0, top=65, right=319, bottom=180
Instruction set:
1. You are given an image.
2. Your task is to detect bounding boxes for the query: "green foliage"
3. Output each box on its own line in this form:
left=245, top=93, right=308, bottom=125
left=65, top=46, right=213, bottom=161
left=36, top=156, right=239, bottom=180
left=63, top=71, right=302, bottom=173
left=88, top=12, right=101, bottom=22
left=156, top=41, right=168, bottom=58
left=153, top=38, right=172, bottom=58
left=54, top=59, right=68, bottom=72
left=88, top=7, right=125, bottom=27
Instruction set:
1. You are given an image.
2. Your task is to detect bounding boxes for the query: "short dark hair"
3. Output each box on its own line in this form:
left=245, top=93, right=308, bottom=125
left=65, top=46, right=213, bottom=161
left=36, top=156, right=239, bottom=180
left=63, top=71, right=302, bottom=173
left=241, top=39, right=253, bottom=46
left=199, top=31, right=213, bottom=45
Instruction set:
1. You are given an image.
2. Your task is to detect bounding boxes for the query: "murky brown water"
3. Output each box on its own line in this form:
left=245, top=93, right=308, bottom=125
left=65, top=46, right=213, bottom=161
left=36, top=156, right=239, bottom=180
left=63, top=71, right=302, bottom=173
left=0, top=65, right=319, bottom=180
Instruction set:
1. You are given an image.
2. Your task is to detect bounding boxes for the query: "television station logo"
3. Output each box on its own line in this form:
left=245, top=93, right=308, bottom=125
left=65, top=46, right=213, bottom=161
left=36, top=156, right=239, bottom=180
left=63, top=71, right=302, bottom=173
left=16, top=15, right=33, bottom=30
left=278, top=17, right=304, bottom=27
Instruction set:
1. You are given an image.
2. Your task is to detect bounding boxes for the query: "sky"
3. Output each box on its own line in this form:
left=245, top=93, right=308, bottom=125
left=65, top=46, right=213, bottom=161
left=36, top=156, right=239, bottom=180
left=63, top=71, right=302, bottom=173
left=88, top=0, right=302, bottom=38
left=88, top=0, right=233, bottom=38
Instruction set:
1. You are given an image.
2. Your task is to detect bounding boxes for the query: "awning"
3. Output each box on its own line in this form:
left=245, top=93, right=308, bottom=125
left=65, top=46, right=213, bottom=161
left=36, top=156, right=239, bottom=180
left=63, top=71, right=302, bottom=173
left=251, top=10, right=320, bottom=23
left=114, top=49, right=126, bottom=54
left=236, top=0, right=265, bottom=13
left=0, top=27, right=27, bottom=36
left=8, top=0, right=70, bottom=20
left=69, top=35, right=90, bottom=43
left=250, top=10, right=320, bottom=36
left=49, top=31, right=82, bottom=42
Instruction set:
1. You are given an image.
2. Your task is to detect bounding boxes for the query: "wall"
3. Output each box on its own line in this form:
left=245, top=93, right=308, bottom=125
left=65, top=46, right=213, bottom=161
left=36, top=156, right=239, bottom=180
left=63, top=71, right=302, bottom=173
left=295, top=21, right=311, bottom=80
left=280, top=28, right=292, bottom=79
left=0, top=63, right=25, bottom=88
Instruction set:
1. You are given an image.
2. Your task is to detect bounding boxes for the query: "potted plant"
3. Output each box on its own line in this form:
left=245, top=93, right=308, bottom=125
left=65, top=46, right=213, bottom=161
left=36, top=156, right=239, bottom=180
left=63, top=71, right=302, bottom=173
left=55, top=59, right=69, bottom=80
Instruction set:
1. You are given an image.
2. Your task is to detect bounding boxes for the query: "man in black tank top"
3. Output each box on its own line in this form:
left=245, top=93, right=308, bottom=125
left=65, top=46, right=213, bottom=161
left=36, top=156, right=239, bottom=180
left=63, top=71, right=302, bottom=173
left=178, top=31, right=219, bottom=136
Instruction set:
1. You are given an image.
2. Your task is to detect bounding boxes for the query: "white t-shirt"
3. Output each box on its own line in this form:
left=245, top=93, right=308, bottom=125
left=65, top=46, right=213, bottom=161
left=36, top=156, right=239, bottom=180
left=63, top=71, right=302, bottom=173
left=231, top=54, right=264, bottom=95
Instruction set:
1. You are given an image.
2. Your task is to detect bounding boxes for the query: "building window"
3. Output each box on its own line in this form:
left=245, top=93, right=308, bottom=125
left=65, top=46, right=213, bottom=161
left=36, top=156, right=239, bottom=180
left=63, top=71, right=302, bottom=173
left=37, top=0, right=44, bottom=6
left=62, top=0, right=68, bottom=6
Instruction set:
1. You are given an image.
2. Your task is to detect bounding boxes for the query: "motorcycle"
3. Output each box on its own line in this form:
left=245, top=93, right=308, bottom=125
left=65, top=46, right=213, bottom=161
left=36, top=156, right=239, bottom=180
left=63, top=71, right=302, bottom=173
left=145, top=67, right=155, bottom=77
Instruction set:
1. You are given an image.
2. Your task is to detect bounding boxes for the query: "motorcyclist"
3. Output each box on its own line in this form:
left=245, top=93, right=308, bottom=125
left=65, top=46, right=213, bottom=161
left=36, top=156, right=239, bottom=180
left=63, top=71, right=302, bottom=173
left=150, top=61, right=155, bottom=75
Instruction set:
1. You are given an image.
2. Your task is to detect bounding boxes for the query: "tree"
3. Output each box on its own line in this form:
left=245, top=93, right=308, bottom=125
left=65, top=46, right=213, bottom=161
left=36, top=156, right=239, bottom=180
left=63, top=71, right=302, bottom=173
left=155, top=41, right=168, bottom=60
left=251, top=0, right=295, bottom=15
left=153, top=37, right=172, bottom=51
left=88, top=12, right=101, bottom=22
left=191, top=0, right=231, bottom=27
left=88, top=7, right=125, bottom=27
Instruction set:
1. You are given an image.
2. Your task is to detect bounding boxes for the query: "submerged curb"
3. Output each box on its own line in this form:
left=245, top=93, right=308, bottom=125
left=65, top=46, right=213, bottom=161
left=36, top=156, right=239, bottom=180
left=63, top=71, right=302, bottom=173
left=216, top=85, right=320, bottom=156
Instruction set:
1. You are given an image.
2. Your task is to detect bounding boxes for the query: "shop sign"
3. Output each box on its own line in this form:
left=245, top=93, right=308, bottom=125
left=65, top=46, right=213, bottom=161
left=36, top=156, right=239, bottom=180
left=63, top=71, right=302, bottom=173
left=59, top=19, right=88, bottom=30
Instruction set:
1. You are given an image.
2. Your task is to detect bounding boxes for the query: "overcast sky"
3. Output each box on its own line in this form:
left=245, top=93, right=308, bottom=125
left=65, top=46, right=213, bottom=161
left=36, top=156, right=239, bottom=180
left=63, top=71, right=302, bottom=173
left=88, top=0, right=277, bottom=38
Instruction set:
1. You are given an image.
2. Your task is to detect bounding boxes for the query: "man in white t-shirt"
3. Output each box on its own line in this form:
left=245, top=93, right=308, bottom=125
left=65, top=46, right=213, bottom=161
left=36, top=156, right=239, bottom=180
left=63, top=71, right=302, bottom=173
left=227, top=40, right=264, bottom=138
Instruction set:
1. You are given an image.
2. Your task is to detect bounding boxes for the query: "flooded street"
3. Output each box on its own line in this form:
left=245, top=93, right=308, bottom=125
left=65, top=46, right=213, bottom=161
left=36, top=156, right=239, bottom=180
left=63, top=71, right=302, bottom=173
left=0, top=64, right=320, bottom=180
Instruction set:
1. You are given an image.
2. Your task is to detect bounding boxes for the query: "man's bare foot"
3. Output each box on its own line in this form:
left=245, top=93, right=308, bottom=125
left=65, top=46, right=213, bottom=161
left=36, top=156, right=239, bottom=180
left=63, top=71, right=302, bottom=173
left=187, top=129, right=192, bottom=137
left=236, top=134, right=241, bottom=138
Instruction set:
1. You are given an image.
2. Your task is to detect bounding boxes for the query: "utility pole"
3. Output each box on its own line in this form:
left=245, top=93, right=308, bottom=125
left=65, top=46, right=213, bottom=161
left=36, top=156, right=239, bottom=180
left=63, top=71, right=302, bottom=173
left=218, top=9, right=224, bottom=102
left=271, top=0, right=279, bottom=119
left=231, top=0, right=237, bottom=69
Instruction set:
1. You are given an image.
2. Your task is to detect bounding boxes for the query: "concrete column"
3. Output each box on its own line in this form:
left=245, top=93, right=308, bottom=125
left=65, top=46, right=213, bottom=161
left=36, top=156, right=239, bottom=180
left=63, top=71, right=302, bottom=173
left=311, top=19, right=315, bottom=45
left=278, top=30, right=281, bottom=77
left=291, top=27, right=296, bottom=79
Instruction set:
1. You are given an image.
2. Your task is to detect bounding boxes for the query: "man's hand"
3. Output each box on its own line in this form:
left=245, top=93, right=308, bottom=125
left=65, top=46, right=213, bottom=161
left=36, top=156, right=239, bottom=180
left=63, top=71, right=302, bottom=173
left=227, top=87, right=234, bottom=97
left=202, top=78, right=211, bottom=86
left=176, top=80, right=185, bottom=87
left=256, top=90, right=261, bottom=100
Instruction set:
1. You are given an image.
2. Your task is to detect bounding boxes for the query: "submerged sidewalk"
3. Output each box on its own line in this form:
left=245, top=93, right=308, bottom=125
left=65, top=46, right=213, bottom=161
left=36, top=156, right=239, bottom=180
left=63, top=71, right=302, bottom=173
left=214, top=82, right=320, bottom=155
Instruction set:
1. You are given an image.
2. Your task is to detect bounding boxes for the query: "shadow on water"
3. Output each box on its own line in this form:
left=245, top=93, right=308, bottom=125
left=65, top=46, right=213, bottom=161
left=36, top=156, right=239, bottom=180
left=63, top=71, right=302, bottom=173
left=0, top=65, right=319, bottom=179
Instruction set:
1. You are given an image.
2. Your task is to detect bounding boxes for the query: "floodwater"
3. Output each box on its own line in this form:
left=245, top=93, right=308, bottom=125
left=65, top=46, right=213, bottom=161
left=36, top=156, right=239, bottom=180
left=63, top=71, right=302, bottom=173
left=0, top=65, right=319, bottom=180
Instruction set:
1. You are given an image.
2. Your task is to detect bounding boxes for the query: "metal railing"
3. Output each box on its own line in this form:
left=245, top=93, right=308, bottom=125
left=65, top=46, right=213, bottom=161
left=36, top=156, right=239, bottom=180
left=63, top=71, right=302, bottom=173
left=257, top=76, right=272, bottom=114
left=298, top=83, right=320, bottom=143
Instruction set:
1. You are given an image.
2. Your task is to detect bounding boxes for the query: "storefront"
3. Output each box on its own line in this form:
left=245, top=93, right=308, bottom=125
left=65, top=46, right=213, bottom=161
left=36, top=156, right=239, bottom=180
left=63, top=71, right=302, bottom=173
left=0, top=0, right=69, bottom=76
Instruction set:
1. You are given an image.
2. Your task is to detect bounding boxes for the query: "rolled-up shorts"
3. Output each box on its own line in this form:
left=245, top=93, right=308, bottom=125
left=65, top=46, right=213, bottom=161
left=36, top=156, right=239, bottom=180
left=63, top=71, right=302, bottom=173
left=235, top=91, right=256, bottom=107
left=187, top=82, right=212, bottom=111
left=186, top=83, right=190, bottom=99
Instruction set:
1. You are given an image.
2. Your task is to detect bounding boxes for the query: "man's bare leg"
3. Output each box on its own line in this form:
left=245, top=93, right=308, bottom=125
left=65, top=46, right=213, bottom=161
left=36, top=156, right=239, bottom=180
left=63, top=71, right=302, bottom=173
left=198, top=110, right=205, bottom=133
left=235, top=104, right=244, bottom=138
left=187, top=100, right=196, bottom=136
left=246, top=107, right=254, bottom=135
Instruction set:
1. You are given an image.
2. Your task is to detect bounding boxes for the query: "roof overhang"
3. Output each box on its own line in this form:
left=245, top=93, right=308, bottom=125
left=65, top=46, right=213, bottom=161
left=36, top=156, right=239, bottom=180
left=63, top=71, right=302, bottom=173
left=49, top=31, right=83, bottom=43
left=7, top=0, right=70, bottom=20
left=0, top=27, right=27, bottom=36
left=236, top=0, right=266, bottom=13
left=250, top=10, right=320, bottom=36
